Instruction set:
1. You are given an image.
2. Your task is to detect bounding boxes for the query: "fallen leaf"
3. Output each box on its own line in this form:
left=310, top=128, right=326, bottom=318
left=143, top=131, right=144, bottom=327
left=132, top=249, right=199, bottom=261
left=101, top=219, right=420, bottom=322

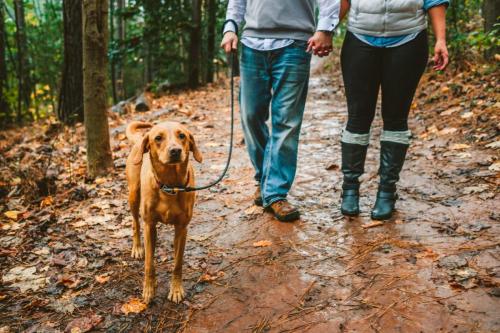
left=485, top=141, right=500, bottom=149
left=253, top=240, right=272, bottom=247
left=488, top=162, right=500, bottom=172
left=362, top=221, right=384, bottom=229
left=4, top=211, right=21, bottom=221
left=460, top=112, right=474, bottom=119
left=416, top=248, right=439, bottom=260
left=244, top=205, right=261, bottom=216
left=40, top=196, right=54, bottom=208
left=462, top=185, right=488, bottom=194
left=438, top=127, right=458, bottom=136
left=2, top=266, right=46, bottom=292
left=440, top=106, right=461, bottom=116
left=59, top=275, right=80, bottom=289
left=95, top=274, right=111, bottom=284
left=450, top=143, right=470, bottom=150
left=121, top=298, right=147, bottom=315
left=65, top=314, right=102, bottom=333
left=325, top=163, right=339, bottom=171
left=199, top=271, right=225, bottom=282
left=95, top=177, right=107, bottom=185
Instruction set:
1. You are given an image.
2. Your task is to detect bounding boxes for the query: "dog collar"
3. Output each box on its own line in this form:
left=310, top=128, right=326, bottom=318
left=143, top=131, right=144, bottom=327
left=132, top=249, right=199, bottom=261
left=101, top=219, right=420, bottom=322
left=151, top=162, right=191, bottom=196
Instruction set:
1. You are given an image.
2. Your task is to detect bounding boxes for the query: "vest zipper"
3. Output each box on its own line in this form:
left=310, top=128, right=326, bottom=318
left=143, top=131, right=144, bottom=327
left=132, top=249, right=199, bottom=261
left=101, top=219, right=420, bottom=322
left=383, top=0, right=387, bottom=35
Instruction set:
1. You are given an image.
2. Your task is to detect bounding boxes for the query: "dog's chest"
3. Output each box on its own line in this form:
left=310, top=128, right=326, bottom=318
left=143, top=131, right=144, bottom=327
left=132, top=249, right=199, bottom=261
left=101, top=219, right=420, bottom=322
left=155, top=196, right=189, bottom=224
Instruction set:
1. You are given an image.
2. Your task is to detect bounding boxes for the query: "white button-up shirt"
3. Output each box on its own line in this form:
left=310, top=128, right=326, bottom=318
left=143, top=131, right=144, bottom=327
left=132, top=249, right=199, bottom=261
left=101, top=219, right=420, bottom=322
left=223, top=0, right=340, bottom=51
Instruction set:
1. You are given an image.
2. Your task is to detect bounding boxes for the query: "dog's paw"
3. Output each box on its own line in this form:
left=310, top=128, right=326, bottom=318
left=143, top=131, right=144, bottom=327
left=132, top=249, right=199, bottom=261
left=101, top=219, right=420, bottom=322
left=168, top=281, right=185, bottom=304
left=142, top=279, right=156, bottom=304
left=131, top=245, right=144, bottom=259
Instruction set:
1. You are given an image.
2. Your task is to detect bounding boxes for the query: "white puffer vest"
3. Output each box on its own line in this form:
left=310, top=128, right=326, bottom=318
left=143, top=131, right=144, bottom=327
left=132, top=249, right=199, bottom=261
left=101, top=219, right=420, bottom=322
left=347, top=0, right=427, bottom=37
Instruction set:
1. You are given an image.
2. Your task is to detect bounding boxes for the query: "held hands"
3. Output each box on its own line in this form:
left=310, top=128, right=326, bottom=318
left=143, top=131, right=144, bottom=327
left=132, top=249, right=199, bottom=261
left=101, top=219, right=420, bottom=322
left=433, top=39, right=449, bottom=71
left=307, top=31, right=333, bottom=57
left=221, top=32, right=238, bottom=53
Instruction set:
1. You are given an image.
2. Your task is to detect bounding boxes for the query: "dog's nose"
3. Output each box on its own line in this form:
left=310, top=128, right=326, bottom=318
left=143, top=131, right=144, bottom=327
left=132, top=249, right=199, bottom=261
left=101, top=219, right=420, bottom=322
left=170, top=148, right=182, bottom=158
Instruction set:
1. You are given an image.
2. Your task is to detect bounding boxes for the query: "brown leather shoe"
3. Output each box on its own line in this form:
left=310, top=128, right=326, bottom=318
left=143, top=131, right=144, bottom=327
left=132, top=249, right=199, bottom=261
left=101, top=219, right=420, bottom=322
left=265, top=200, right=300, bottom=222
left=254, top=186, right=263, bottom=206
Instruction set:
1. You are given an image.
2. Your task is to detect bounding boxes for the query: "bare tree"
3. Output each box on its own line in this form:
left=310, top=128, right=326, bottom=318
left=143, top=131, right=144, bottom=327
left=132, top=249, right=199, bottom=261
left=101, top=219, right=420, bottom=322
left=83, top=0, right=113, bottom=178
left=58, top=0, right=84, bottom=124
left=14, top=0, right=31, bottom=123
left=482, top=0, right=499, bottom=58
left=206, top=0, right=217, bottom=83
left=188, top=0, right=201, bottom=88
left=0, top=0, right=9, bottom=122
left=116, top=0, right=125, bottom=100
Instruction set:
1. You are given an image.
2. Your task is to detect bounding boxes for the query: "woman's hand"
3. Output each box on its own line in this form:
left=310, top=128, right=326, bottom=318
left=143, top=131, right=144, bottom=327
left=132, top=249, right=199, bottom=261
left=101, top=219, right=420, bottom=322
left=428, top=5, right=449, bottom=71
left=433, top=39, right=449, bottom=71
left=307, top=31, right=333, bottom=57
left=221, top=32, right=238, bottom=54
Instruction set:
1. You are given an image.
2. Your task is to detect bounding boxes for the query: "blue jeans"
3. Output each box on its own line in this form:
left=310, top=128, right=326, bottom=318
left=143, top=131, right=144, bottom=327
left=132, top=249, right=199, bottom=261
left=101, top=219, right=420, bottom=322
left=240, top=42, right=311, bottom=207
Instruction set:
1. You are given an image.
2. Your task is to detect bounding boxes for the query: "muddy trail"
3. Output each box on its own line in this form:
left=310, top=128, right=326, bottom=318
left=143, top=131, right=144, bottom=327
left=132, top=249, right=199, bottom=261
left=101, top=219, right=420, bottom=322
left=1, top=57, right=499, bottom=333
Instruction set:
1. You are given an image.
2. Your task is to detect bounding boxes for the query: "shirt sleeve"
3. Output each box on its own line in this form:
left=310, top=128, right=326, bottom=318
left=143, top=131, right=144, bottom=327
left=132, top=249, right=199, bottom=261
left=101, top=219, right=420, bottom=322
left=424, top=0, right=450, bottom=11
left=317, top=0, right=341, bottom=32
left=223, top=0, right=247, bottom=34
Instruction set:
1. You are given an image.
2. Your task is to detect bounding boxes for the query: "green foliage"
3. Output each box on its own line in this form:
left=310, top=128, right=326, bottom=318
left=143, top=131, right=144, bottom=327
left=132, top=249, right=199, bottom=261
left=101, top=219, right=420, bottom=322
left=446, top=0, right=497, bottom=61
left=0, top=0, right=495, bottom=127
left=2, top=0, right=62, bottom=124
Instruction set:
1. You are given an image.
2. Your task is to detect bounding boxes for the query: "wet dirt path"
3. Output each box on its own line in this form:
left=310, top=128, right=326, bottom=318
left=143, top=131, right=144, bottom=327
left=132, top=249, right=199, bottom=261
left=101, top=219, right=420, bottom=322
left=139, top=58, right=499, bottom=332
left=1, top=58, right=498, bottom=333
left=170, top=58, right=500, bottom=332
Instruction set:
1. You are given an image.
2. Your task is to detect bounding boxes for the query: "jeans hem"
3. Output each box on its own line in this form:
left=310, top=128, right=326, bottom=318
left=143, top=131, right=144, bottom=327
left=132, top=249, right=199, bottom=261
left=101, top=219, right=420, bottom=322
left=263, top=195, right=287, bottom=208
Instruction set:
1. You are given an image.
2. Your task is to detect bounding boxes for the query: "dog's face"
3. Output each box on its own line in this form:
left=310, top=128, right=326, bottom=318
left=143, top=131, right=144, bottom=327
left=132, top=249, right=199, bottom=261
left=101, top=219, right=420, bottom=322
left=132, top=122, right=202, bottom=165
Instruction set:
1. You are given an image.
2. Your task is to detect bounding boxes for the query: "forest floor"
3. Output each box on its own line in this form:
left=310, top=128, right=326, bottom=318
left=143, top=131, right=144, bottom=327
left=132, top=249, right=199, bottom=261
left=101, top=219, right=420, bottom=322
left=1, top=55, right=499, bottom=333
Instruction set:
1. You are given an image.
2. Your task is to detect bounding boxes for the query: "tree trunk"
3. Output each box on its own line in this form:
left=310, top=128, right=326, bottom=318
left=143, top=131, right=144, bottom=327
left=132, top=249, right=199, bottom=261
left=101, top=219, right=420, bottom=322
left=116, top=0, right=125, bottom=100
left=0, top=0, right=10, bottom=123
left=83, top=0, right=113, bottom=178
left=205, top=0, right=216, bottom=83
left=188, top=0, right=202, bottom=88
left=58, top=0, right=84, bottom=125
left=482, top=0, right=499, bottom=59
left=14, top=0, right=31, bottom=123
left=109, top=0, right=117, bottom=103
left=143, top=0, right=161, bottom=84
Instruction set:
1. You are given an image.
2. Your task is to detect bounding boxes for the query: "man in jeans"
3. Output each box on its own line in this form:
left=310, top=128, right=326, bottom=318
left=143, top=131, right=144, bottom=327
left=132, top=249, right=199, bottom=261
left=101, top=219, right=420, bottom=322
left=221, top=0, right=339, bottom=222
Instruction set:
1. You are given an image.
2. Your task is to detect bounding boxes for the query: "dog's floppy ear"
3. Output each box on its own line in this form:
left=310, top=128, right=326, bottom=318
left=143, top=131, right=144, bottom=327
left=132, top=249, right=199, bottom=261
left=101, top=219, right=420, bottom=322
left=189, top=132, right=203, bottom=163
left=131, top=134, right=150, bottom=165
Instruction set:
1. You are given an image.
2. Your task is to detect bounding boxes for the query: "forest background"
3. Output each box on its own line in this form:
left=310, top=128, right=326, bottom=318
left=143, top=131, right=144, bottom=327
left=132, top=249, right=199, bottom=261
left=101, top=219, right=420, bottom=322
left=0, top=0, right=498, bottom=129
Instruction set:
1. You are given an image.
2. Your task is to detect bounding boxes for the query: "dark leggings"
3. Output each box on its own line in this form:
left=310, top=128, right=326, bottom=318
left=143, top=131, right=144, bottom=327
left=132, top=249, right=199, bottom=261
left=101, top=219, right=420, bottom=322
left=341, top=30, right=429, bottom=134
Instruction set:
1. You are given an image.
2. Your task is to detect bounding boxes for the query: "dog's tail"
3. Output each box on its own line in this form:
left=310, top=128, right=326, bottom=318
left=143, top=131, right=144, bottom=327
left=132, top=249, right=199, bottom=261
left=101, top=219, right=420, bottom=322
left=126, top=121, right=152, bottom=146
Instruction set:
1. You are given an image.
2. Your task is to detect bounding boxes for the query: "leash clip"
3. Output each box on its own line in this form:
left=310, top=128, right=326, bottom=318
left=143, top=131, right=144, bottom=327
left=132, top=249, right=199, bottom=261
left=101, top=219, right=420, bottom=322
left=160, top=185, right=183, bottom=195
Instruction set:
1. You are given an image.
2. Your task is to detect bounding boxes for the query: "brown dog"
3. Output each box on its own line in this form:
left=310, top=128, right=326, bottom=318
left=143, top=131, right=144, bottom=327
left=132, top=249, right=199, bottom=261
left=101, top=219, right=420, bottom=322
left=125, top=121, right=202, bottom=304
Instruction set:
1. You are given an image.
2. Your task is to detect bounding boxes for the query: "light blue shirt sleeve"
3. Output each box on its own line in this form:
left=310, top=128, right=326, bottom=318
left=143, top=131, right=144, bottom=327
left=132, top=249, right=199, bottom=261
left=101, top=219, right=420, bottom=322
left=423, top=0, right=450, bottom=11
left=224, top=0, right=246, bottom=34
left=224, top=0, right=341, bottom=34
left=317, top=0, right=341, bottom=32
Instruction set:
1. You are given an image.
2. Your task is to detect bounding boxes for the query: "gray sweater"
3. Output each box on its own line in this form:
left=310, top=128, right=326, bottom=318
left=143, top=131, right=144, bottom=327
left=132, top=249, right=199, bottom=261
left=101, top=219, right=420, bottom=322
left=348, top=0, right=427, bottom=37
left=242, top=0, right=316, bottom=41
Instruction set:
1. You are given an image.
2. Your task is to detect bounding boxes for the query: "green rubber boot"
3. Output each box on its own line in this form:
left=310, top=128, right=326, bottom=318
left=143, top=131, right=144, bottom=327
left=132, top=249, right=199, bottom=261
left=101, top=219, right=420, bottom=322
left=341, top=142, right=368, bottom=216
left=371, top=141, right=409, bottom=220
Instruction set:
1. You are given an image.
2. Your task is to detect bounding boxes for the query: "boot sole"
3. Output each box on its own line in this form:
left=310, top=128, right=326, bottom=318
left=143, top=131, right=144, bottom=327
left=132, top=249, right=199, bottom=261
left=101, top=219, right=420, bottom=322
left=371, top=210, right=394, bottom=220
left=264, top=207, right=300, bottom=222
left=341, top=209, right=360, bottom=217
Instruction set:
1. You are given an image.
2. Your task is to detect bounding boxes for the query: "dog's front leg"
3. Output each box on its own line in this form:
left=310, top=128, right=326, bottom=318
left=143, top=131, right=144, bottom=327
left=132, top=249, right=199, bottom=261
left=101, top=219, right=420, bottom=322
left=168, top=224, right=187, bottom=303
left=142, top=219, right=157, bottom=304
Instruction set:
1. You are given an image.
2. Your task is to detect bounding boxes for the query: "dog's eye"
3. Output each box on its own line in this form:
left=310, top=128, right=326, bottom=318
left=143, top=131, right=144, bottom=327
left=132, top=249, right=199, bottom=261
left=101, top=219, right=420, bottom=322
left=179, top=133, right=186, bottom=139
left=154, top=135, right=162, bottom=142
